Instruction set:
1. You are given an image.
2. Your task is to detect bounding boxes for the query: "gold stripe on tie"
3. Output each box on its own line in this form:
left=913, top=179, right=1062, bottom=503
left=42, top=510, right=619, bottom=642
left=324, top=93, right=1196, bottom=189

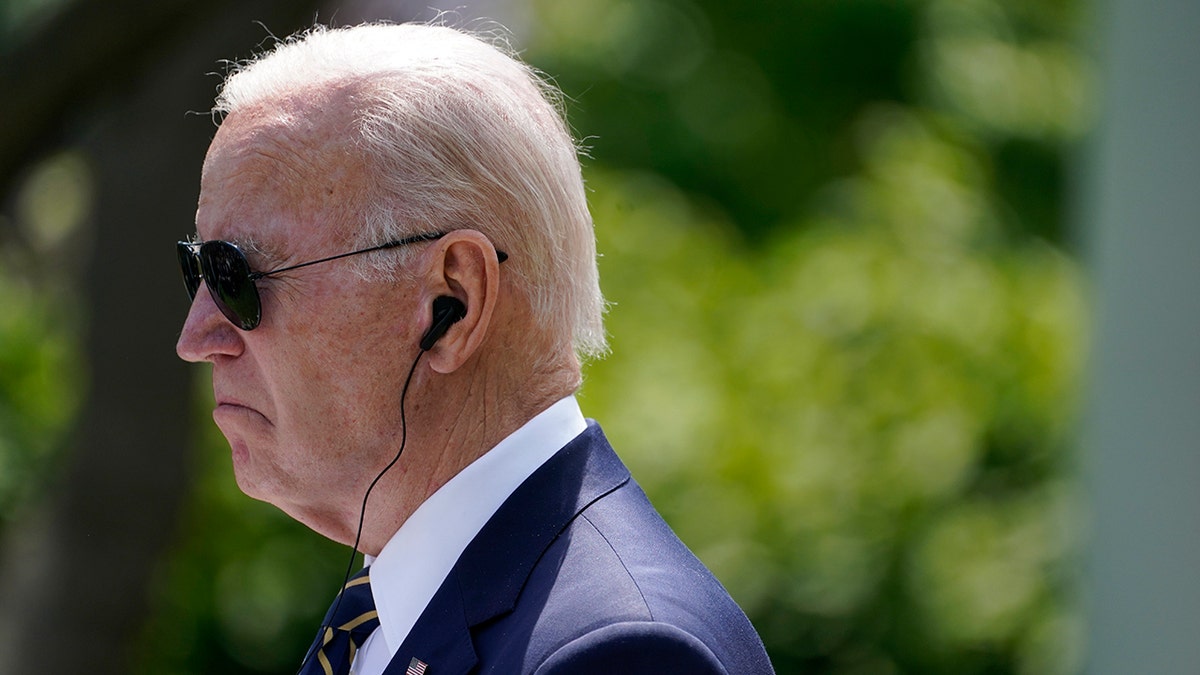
left=310, top=571, right=375, bottom=675
left=317, top=626, right=336, bottom=675
left=345, top=575, right=371, bottom=589
left=339, top=610, right=379, bottom=632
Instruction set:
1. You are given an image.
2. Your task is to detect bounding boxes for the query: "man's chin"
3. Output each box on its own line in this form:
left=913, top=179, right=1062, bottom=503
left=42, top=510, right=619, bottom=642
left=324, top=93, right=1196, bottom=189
left=227, top=442, right=274, bottom=503
left=231, top=470, right=284, bottom=508
left=228, top=438, right=250, bottom=465
left=214, top=413, right=275, bottom=492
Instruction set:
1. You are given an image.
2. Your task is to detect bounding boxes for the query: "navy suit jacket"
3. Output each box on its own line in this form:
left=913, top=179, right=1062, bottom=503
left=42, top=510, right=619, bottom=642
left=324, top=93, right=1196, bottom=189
left=380, top=422, right=775, bottom=674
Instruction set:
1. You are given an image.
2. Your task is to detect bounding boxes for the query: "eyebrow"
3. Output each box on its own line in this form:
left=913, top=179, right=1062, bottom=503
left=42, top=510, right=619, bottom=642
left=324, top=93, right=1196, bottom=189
left=241, top=238, right=290, bottom=272
left=189, top=232, right=284, bottom=270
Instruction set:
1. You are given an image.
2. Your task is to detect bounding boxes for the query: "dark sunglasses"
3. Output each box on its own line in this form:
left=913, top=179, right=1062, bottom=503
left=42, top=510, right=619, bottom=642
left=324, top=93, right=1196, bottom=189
left=177, top=231, right=508, bottom=331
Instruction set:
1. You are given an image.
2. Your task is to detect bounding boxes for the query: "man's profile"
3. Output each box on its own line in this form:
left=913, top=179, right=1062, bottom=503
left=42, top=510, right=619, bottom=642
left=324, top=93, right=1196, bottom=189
left=176, top=22, right=774, bottom=675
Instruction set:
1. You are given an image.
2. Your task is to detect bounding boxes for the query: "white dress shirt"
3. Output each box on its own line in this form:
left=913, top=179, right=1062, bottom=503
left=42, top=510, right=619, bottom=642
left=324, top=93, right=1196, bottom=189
left=351, top=395, right=587, bottom=674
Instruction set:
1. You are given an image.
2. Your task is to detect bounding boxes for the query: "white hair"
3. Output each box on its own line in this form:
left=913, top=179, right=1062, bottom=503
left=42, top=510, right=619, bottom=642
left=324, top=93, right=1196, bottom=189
left=214, top=22, right=607, bottom=360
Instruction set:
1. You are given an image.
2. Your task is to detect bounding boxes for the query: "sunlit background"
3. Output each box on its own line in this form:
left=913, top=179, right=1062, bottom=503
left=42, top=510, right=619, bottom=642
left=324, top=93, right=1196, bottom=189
left=0, top=0, right=1196, bottom=673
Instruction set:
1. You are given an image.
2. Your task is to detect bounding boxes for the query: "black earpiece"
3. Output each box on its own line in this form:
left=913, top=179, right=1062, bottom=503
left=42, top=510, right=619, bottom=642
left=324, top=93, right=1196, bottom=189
left=420, top=296, right=466, bottom=351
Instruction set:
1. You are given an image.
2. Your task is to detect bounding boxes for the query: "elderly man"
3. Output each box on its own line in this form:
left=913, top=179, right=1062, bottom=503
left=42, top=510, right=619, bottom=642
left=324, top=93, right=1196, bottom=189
left=176, top=22, right=773, bottom=675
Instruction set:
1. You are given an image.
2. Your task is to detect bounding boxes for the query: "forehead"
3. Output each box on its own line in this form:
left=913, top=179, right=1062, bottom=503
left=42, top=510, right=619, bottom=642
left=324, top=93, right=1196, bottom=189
left=196, top=90, right=366, bottom=257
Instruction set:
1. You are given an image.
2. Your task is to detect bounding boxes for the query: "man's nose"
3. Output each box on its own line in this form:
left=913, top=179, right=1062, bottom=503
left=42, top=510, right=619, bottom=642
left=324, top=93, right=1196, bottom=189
left=176, top=285, right=244, bottom=362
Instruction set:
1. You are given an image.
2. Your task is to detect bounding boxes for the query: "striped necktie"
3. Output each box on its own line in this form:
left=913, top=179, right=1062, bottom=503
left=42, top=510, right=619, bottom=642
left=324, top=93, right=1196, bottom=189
left=299, top=567, right=381, bottom=675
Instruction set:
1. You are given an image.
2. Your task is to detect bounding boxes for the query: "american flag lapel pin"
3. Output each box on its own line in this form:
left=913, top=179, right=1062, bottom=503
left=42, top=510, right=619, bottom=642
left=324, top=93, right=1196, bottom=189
left=406, top=657, right=428, bottom=675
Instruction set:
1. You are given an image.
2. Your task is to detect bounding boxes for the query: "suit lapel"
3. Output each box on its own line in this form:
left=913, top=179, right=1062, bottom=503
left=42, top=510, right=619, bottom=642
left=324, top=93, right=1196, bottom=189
left=381, top=569, right=476, bottom=674
left=383, top=422, right=630, bottom=674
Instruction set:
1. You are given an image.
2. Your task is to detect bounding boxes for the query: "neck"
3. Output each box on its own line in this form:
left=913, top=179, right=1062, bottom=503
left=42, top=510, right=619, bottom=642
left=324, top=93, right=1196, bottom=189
left=351, top=349, right=579, bottom=556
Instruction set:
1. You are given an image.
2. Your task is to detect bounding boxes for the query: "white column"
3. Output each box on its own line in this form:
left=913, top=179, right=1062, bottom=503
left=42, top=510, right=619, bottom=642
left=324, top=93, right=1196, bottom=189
left=1083, top=1, right=1200, bottom=673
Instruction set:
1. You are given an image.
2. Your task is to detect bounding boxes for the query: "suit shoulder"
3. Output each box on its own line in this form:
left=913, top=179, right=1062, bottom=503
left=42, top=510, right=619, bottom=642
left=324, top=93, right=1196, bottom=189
left=524, top=481, right=776, bottom=674
left=469, top=431, right=774, bottom=674
left=532, top=621, right=729, bottom=675
left=570, top=480, right=737, bottom=617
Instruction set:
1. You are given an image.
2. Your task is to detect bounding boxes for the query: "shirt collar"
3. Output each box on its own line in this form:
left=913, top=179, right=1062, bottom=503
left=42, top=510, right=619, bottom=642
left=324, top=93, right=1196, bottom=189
left=366, top=394, right=587, bottom=656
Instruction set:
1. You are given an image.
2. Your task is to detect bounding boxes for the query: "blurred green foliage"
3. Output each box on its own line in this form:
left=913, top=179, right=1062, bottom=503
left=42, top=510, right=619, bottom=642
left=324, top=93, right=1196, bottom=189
left=0, top=150, right=88, bottom=524
left=530, top=3, right=1089, bottom=670
left=0, top=269, right=80, bottom=518
left=0, top=0, right=1090, bottom=673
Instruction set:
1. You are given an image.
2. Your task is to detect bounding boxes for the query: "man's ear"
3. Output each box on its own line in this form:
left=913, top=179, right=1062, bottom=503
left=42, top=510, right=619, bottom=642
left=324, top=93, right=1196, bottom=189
left=421, top=231, right=500, bottom=373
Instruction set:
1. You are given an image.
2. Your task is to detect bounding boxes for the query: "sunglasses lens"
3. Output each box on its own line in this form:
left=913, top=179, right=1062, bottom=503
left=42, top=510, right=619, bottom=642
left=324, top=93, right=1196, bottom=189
left=199, top=241, right=262, bottom=330
left=177, top=242, right=203, bottom=300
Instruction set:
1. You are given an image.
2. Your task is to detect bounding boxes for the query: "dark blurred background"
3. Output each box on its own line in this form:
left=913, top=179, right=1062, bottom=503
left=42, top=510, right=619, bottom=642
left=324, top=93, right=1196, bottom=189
left=0, top=0, right=1195, bottom=673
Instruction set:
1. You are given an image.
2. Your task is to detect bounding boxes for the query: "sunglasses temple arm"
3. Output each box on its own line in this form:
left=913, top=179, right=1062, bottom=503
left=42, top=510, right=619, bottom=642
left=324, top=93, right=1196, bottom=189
left=249, top=233, right=447, bottom=280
